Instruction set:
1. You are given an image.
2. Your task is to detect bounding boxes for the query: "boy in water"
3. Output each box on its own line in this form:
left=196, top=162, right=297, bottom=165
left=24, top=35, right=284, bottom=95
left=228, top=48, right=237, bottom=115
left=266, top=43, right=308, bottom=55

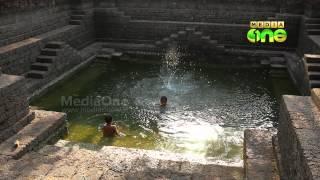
left=102, top=114, right=119, bottom=137
left=160, top=96, right=167, bottom=107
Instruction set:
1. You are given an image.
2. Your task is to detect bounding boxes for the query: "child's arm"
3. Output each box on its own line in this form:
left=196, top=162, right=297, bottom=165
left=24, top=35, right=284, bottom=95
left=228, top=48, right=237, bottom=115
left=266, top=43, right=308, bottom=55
left=113, top=126, right=120, bottom=136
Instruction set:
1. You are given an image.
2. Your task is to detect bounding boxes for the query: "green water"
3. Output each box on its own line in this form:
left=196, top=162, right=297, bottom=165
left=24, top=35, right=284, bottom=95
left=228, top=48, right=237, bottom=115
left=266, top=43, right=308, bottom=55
left=31, top=57, right=298, bottom=162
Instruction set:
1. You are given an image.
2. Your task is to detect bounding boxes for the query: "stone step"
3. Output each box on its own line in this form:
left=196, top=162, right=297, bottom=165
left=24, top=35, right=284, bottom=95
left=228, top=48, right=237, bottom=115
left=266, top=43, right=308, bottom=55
left=178, top=30, right=186, bottom=36
left=209, top=40, right=218, bottom=45
left=31, top=63, right=51, bottom=71
left=306, top=24, right=320, bottom=29
left=310, top=80, right=320, bottom=88
left=100, top=48, right=115, bottom=53
left=304, top=54, right=320, bottom=63
left=69, top=20, right=82, bottom=25
left=311, top=88, right=320, bottom=109
left=0, top=110, right=66, bottom=159
left=112, top=52, right=123, bottom=57
left=201, top=36, right=211, bottom=41
left=305, top=18, right=320, bottom=24
left=96, top=54, right=112, bottom=59
left=36, top=56, right=55, bottom=63
left=271, top=64, right=286, bottom=69
left=45, top=41, right=65, bottom=49
left=155, top=41, right=163, bottom=46
left=40, top=48, right=59, bottom=56
left=163, top=37, right=170, bottom=42
left=0, top=112, right=35, bottom=144
left=270, top=57, right=286, bottom=64
left=71, top=15, right=85, bottom=20
left=194, top=31, right=203, bottom=36
left=307, top=63, right=320, bottom=71
left=170, top=33, right=178, bottom=39
left=185, top=27, right=195, bottom=32
left=307, top=29, right=320, bottom=35
left=72, top=10, right=86, bottom=15
left=26, top=70, right=47, bottom=79
left=0, top=139, right=243, bottom=179
left=244, top=129, right=280, bottom=180
left=308, top=71, right=320, bottom=80
left=270, top=70, right=288, bottom=78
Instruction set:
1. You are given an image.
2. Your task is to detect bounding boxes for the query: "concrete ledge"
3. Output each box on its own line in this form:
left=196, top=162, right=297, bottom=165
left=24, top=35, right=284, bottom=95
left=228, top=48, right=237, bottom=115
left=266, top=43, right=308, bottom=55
left=0, top=140, right=243, bottom=179
left=278, top=95, right=320, bottom=180
left=0, top=110, right=66, bottom=160
left=244, top=129, right=279, bottom=180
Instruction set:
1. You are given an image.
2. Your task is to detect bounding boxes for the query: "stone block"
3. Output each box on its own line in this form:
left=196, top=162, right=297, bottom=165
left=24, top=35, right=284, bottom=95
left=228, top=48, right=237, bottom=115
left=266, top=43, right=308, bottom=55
left=278, top=95, right=320, bottom=180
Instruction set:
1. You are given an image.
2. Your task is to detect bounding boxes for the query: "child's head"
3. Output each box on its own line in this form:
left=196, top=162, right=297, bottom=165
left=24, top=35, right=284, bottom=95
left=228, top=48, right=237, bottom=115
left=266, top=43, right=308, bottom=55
left=160, top=96, right=167, bottom=106
left=105, top=114, right=113, bottom=124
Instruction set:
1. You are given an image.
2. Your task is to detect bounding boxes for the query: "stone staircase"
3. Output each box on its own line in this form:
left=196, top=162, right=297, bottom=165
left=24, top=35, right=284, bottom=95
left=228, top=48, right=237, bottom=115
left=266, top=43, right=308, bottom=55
left=155, top=27, right=224, bottom=52
left=305, top=18, right=320, bottom=35
left=27, top=42, right=65, bottom=79
left=69, top=9, right=86, bottom=25
left=96, top=47, right=123, bottom=60
left=269, top=57, right=288, bottom=78
left=303, top=54, right=320, bottom=89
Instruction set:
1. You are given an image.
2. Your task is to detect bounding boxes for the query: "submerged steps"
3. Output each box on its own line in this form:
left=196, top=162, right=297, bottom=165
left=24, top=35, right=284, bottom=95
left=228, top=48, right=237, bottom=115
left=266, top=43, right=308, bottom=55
left=269, top=57, right=288, bottom=78
left=96, top=47, right=123, bottom=62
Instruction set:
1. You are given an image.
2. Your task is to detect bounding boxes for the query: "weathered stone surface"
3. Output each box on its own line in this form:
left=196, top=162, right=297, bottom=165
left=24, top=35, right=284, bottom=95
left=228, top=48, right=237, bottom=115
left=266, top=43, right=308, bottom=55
left=311, top=88, right=320, bottom=109
left=0, top=140, right=244, bottom=179
left=278, top=95, right=320, bottom=180
left=0, top=110, right=66, bottom=159
left=244, top=129, right=279, bottom=180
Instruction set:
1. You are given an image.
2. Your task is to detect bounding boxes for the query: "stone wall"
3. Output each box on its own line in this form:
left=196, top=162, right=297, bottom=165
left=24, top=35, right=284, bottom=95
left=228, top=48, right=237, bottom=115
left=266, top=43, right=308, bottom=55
left=0, top=74, right=35, bottom=143
left=114, top=0, right=279, bottom=10
left=304, top=0, right=320, bottom=17
left=278, top=95, right=320, bottom=179
left=95, top=11, right=249, bottom=46
left=0, top=1, right=95, bottom=75
left=0, top=0, right=71, bottom=47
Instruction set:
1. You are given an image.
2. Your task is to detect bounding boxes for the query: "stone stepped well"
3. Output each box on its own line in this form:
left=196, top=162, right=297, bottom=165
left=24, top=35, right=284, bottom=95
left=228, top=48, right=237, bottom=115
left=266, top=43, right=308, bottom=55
left=303, top=54, right=320, bottom=89
left=0, top=140, right=243, bottom=179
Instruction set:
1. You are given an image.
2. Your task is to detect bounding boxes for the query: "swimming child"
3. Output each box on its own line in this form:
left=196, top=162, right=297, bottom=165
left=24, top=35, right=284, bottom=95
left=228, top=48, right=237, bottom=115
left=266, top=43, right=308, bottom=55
left=102, top=114, right=120, bottom=137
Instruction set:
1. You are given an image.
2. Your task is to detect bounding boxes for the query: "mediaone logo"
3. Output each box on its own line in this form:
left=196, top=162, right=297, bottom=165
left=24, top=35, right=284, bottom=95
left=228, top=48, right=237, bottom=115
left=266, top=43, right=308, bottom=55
left=247, top=21, right=287, bottom=43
